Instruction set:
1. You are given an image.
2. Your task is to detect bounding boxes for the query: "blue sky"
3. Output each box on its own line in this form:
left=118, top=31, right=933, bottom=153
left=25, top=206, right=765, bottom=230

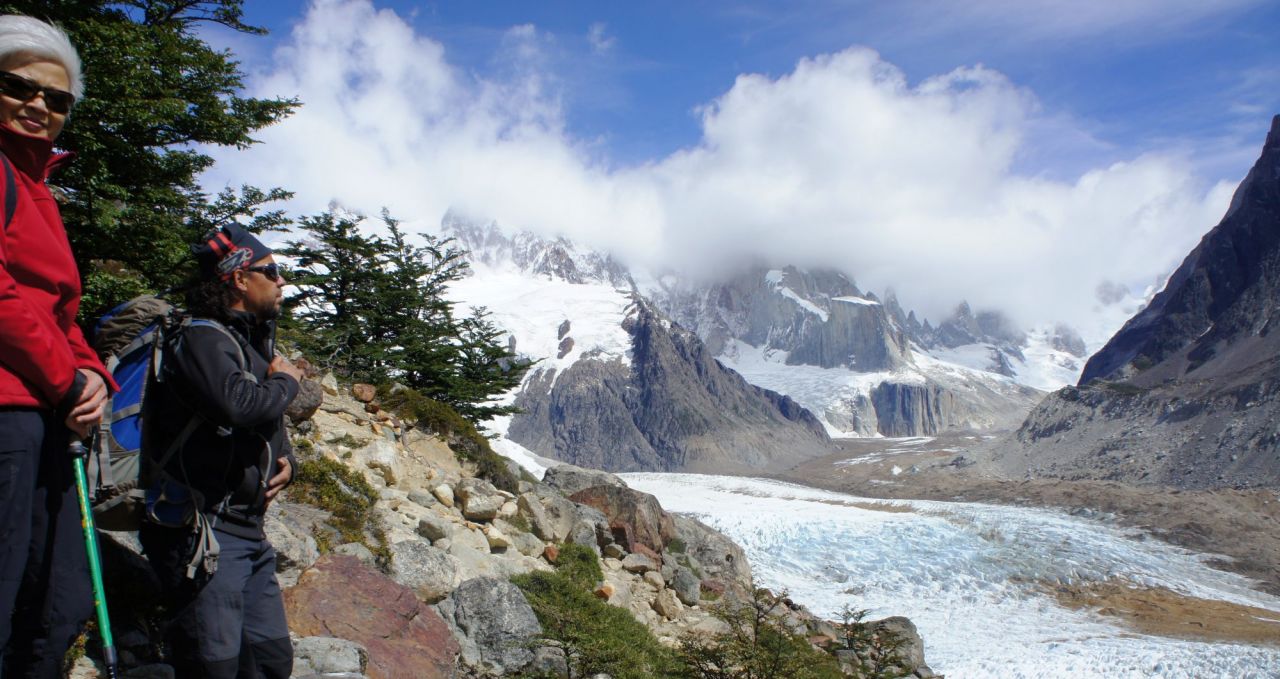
left=201, top=0, right=1278, bottom=331
left=228, top=0, right=1279, bottom=181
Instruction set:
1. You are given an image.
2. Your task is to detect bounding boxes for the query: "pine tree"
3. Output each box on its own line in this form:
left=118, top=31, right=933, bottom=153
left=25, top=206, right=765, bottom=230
left=279, top=211, right=385, bottom=376
left=283, top=209, right=530, bottom=423
left=1, top=0, right=298, bottom=315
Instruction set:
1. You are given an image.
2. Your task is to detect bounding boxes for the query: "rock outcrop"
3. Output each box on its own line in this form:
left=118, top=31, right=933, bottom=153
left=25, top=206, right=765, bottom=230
left=995, top=115, right=1280, bottom=489
left=284, top=554, right=461, bottom=679
left=508, top=298, right=832, bottom=473
left=656, top=265, right=911, bottom=371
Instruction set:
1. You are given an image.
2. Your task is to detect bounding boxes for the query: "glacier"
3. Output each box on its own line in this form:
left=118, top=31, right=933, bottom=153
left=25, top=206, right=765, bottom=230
left=619, top=473, right=1280, bottom=679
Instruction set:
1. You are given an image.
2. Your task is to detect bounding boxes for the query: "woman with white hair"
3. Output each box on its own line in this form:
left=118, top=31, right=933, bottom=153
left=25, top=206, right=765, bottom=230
left=0, top=15, right=114, bottom=678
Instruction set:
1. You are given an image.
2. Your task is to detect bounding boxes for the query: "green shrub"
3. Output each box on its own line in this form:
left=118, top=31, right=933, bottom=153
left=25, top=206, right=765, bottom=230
left=555, top=542, right=604, bottom=590
left=378, top=385, right=520, bottom=492
left=288, top=456, right=391, bottom=569
left=678, top=588, right=842, bottom=679
left=512, top=571, right=681, bottom=679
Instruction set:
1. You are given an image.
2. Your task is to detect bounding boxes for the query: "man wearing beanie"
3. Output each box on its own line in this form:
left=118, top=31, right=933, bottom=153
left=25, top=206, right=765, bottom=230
left=139, top=223, right=302, bottom=679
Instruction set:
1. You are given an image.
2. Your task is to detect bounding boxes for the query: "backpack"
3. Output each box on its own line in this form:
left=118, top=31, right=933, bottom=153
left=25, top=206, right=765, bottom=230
left=88, top=294, right=248, bottom=532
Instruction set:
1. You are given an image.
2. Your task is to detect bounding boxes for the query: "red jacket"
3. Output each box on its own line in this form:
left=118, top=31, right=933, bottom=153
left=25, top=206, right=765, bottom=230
left=0, top=125, right=114, bottom=410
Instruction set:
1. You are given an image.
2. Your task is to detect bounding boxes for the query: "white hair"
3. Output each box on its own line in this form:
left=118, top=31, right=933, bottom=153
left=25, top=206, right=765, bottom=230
left=0, top=15, right=83, bottom=101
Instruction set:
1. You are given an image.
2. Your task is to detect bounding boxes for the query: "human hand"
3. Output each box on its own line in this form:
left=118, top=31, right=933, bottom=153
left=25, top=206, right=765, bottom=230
left=264, top=456, right=292, bottom=504
left=269, top=356, right=304, bottom=382
left=66, top=369, right=107, bottom=439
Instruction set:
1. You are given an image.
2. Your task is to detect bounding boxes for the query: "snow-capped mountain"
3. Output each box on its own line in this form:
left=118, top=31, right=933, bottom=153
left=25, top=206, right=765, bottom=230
left=442, top=216, right=1092, bottom=460
left=445, top=219, right=831, bottom=473
left=642, top=264, right=1045, bottom=437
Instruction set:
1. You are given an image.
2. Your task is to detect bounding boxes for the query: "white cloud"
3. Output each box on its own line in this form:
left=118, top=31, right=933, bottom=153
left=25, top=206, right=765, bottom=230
left=205, top=0, right=1237, bottom=333
left=587, top=22, right=616, bottom=54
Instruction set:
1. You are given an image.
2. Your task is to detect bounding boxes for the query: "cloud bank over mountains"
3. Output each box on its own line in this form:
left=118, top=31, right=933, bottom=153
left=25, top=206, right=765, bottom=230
left=207, top=0, right=1236, bottom=331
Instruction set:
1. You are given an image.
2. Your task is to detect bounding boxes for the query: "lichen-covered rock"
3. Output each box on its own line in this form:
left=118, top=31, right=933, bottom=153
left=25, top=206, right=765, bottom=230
left=621, top=553, right=658, bottom=574
left=457, top=478, right=505, bottom=521
left=263, top=502, right=320, bottom=588
left=652, top=589, right=684, bottom=620
left=416, top=514, right=455, bottom=542
left=333, top=542, right=376, bottom=566
left=436, top=577, right=542, bottom=675
left=673, top=515, right=752, bottom=595
left=284, top=555, right=460, bottom=679
left=671, top=566, right=701, bottom=606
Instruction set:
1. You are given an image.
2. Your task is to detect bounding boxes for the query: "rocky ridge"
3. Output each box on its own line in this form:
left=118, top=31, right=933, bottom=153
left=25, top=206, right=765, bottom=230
left=990, top=115, right=1280, bottom=489
left=76, top=377, right=933, bottom=678
left=649, top=264, right=1045, bottom=437
left=508, top=296, right=833, bottom=473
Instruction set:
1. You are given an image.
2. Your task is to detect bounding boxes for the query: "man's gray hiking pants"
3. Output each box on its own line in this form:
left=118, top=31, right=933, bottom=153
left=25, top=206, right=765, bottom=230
left=141, top=524, right=292, bottom=679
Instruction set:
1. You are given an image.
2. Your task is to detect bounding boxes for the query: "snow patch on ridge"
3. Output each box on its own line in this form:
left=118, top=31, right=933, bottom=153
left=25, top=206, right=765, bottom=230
left=449, top=261, right=635, bottom=384
left=765, top=269, right=830, bottom=321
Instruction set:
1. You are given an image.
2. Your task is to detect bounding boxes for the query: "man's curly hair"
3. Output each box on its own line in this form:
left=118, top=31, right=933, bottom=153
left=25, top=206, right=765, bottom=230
left=184, top=275, right=242, bottom=324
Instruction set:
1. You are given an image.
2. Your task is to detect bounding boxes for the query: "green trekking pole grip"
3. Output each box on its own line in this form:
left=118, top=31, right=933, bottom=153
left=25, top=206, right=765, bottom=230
left=70, top=434, right=121, bottom=679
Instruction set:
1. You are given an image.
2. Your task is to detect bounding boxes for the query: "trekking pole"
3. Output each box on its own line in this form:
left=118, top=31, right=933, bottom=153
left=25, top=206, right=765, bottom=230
left=70, top=429, right=121, bottom=679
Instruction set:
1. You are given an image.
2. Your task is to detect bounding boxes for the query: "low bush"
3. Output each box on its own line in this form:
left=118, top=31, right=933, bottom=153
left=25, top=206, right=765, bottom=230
left=512, top=570, right=681, bottom=679
left=288, top=455, right=390, bottom=568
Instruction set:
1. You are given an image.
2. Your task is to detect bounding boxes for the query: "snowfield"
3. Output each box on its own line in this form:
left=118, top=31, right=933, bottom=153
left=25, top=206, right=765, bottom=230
left=620, top=473, right=1280, bottom=679
left=449, top=262, right=635, bottom=377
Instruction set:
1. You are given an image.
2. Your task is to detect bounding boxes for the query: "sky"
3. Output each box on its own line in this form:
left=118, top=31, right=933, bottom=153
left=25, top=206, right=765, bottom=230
left=199, top=0, right=1280, bottom=333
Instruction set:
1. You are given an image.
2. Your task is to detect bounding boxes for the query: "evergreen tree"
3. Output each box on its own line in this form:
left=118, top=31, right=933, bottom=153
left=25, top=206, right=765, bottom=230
left=279, top=211, right=384, bottom=375
left=1, top=0, right=298, bottom=315
left=283, top=209, right=530, bottom=423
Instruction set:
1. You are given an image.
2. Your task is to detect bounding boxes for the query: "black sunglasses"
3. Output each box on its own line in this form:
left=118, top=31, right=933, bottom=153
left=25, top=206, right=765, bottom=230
left=245, top=263, right=282, bottom=281
left=0, top=71, right=75, bottom=115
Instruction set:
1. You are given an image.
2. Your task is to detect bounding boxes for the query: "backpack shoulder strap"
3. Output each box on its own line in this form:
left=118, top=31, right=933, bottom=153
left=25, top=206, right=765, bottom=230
left=1, top=154, right=16, bottom=231
left=186, top=318, right=251, bottom=375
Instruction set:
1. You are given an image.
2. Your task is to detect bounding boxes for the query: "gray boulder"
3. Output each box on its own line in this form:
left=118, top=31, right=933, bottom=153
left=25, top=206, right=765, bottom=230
left=671, top=566, right=701, bottom=606
left=332, top=542, right=376, bottom=567
left=517, top=493, right=556, bottom=541
left=457, top=478, right=505, bottom=521
left=388, top=541, right=460, bottom=603
left=436, top=577, right=542, bottom=675
left=542, top=464, right=628, bottom=497
left=417, top=514, right=455, bottom=542
left=291, top=636, right=367, bottom=676
left=538, top=493, right=580, bottom=542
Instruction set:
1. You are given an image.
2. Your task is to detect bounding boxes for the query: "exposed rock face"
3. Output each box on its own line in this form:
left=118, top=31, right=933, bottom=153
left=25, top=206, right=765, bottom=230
left=1083, top=117, right=1280, bottom=386
left=508, top=299, right=831, bottom=473
left=284, top=555, right=460, bottom=679
left=999, top=116, right=1280, bottom=489
left=672, top=515, right=752, bottom=597
left=542, top=464, right=629, bottom=497
left=568, top=483, right=677, bottom=555
left=655, top=265, right=911, bottom=371
left=436, top=577, right=543, bottom=676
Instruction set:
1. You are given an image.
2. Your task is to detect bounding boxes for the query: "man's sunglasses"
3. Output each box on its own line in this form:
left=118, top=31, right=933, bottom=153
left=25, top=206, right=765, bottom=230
left=0, top=71, right=75, bottom=115
left=246, top=263, right=282, bottom=281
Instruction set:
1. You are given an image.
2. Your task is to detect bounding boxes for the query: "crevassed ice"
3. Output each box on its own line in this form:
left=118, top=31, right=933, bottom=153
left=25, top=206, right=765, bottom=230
left=622, top=473, right=1280, bottom=679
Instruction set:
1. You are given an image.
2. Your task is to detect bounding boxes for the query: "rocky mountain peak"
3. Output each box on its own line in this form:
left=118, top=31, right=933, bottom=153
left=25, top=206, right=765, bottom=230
left=442, top=213, right=633, bottom=288
left=1080, top=113, right=1280, bottom=386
